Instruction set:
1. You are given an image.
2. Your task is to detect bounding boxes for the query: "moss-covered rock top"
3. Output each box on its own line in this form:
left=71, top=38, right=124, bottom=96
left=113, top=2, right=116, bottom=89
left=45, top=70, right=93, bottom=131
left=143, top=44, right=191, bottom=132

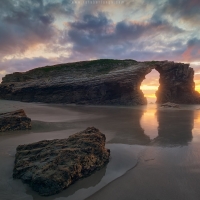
left=2, top=59, right=138, bottom=83
left=29, top=59, right=138, bottom=73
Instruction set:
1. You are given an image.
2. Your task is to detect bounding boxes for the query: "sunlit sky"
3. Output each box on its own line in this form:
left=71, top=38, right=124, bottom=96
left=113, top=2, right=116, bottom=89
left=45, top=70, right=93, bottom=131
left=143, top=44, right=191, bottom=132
left=1, top=0, right=200, bottom=102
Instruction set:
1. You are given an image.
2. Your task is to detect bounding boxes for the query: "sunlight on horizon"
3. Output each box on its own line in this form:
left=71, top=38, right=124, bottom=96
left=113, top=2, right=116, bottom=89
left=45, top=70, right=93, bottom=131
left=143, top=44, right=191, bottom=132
left=140, top=69, right=159, bottom=103
left=194, top=73, right=200, bottom=93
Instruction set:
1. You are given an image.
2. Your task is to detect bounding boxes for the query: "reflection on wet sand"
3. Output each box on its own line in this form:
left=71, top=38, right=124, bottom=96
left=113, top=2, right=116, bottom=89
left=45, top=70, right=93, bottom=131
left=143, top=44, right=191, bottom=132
left=62, top=104, right=196, bottom=146
left=107, top=108, right=150, bottom=145
left=1, top=100, right=200, bottom=200
left=152, top=109, right=194, bottom=145
left=140, top=106, right=194, bottom=146
left=53, top=105, right=152, bottom=145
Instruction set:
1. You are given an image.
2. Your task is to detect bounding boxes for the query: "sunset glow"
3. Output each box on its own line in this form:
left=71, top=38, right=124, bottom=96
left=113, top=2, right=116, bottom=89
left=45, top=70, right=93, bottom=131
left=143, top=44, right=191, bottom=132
left=140, top=70, right=159, bottom=103
left=140, top=105, right=158, bottom=139
left=0, top=0, right=200, bottom=87
left=194, top=72, right=200, bottom=93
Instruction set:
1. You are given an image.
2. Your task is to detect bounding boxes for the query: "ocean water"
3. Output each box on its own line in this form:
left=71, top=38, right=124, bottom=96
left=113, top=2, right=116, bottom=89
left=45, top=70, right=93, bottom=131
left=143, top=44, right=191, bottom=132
left=1, top=100, right=200, bottom=200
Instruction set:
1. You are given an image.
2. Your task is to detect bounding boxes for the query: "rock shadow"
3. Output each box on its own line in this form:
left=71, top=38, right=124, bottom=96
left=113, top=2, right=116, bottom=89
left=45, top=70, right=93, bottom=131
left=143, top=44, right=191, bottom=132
left=26, top=164, right=107, bottom=200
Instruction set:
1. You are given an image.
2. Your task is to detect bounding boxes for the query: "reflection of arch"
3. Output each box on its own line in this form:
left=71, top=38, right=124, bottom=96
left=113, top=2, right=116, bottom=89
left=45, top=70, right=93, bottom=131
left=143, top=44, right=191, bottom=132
left=152, top=109, right=194, bottom=145
left=100, top=106, right=194, bottom=146
left=105, top=108, right=151, bottom=145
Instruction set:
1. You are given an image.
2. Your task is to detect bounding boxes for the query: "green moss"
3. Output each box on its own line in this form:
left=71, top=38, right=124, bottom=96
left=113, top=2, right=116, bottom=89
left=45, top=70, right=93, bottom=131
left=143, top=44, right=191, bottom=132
left=27, top=59, right=138, bottom=75
left=144, top=60, right=159, bottom=65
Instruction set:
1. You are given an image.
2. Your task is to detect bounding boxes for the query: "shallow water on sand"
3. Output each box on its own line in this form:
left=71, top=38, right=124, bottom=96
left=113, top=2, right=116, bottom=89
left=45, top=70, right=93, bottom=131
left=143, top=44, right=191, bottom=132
left=1, top=100, right=200, bottom=200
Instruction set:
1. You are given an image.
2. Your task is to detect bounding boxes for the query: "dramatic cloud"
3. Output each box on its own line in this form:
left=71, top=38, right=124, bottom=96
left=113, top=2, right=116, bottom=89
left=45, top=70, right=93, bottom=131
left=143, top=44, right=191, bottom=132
left=0, top=0, right=76, bottom=58
left=0, top=0, right=200, bottom=84
left=182, top=38, right=200, bottom=62
left=0, top=0, right=54, bottom=57
left=160, top=0, right=200, bottom=26
left=62, top=11, right=185, bottom=61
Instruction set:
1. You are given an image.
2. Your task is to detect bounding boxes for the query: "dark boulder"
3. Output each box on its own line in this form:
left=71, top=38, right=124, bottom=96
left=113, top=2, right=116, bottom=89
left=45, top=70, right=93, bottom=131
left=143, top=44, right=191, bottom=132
left=13, top=127, right=110, bottom=196
left=0, top=109, right=31, bottom=132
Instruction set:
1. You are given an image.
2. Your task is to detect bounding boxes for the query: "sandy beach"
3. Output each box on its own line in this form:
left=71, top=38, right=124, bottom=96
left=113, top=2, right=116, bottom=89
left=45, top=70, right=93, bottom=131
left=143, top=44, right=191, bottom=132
left=1, top=100, right=200, bottom=200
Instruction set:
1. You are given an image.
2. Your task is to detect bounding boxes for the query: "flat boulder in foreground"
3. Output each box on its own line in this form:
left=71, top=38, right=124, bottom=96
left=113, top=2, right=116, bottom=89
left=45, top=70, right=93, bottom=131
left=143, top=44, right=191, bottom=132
left=0, top=109, right=31, bottom=132
left=13, top=127, right=110, bottom=196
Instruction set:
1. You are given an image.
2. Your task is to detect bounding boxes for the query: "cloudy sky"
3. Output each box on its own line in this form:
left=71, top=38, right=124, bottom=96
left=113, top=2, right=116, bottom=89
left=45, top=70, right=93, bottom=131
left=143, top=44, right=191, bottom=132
left=0, top=0, right=200, bottom=101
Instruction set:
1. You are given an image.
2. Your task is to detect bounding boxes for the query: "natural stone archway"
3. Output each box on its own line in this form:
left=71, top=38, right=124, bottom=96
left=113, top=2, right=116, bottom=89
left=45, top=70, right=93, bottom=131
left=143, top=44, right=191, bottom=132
left=0, top=59, right=200, bottom=105
left=140, top=69, right=159, bottom=103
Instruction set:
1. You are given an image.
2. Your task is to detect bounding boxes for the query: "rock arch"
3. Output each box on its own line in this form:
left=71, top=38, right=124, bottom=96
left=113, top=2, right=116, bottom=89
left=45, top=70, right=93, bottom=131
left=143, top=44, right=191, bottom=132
left=0, top=59, right=200, bottom=105
left=141, top=61, right=200, bottom=104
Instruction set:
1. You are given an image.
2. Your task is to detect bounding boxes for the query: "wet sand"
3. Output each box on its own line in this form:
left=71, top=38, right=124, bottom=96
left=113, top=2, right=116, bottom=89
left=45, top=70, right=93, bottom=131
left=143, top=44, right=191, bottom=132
left=1, top=100, right=200, bottom=200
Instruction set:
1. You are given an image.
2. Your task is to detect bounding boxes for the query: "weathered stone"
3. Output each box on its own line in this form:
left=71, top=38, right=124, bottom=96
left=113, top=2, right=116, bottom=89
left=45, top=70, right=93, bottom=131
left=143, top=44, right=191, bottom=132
left=155, top=61, right=200, bottom=104
left=160, top=102, right=179, bottom=108
left=0, top=59, right=150, bottom=105
left=0, top=59, right=200, bottom=105
left=0, top=109, right=31, bottom=132
left=13, top=127, right=110, bottom=196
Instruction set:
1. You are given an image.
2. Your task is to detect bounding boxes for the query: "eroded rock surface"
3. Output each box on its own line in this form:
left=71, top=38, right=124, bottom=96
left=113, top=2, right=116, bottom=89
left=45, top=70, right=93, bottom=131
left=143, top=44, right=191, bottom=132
left=0, top=109, right=31, bottom=132
left=0, top=59, right=200, bottom=105
left=13, top=127, right=110, bottom=196
left=160, top=102, right=179, bottom=108
left=0, top=59, right=152, bottom=105
left=155, top=61, right=200, bottom=104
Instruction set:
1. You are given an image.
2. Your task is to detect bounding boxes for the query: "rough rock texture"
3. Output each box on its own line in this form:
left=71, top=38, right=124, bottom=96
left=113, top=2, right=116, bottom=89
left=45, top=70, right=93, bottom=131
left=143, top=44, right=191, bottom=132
left=160, top=102, right=179, bottom=108
left=0, top=59, right=152, bottom=105
left=13, top=127, right=110, bottom=196
left=0, top=109, right=31, bottom=132
left=155, top=61, right=200, bottom=103
left=0, top=59, right=200, bottom=105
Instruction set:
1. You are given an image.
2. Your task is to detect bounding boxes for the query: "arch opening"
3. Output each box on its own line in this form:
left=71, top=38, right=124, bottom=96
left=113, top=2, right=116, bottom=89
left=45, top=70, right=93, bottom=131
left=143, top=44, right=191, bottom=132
left=140, top=69, right=160, bottom=104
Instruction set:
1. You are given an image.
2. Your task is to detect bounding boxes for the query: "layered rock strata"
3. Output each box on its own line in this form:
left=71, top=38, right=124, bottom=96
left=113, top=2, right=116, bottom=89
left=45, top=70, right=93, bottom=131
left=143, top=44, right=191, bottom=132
left=155, top=61, right=200, bottom=104
left=0, top=59, right=200, bottom=105
left=0, top=109, right=31, bottom=132
left=13, top=127, right=110, bottom=196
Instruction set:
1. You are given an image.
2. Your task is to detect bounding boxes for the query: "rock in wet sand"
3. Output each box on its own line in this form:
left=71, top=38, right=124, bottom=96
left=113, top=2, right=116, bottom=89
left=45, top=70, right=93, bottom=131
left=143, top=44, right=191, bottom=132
left=160, top=102, right=179, bottom=108
left=0, top=109, right=31, bottom=132
left=13, top=127, right=110, bottom=196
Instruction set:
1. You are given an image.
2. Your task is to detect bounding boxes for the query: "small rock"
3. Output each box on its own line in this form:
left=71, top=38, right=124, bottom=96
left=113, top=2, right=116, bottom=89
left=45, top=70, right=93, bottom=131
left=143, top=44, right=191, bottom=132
left=0, top=109, right=31, bottom=132
left=13, top=127, right=110, bottom=196
left=160, top=102, right=179, bottom=108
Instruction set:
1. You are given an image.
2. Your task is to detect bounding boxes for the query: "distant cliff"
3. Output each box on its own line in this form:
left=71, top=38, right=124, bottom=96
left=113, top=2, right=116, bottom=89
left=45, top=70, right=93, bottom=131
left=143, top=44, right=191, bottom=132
left=0, top=59, right=200, bottom=105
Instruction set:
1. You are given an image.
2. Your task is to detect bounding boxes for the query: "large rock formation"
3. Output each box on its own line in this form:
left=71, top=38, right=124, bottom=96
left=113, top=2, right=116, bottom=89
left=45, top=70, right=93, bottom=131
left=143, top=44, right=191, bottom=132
left=13, top=127, right=110, bottom=196
left=0, top=109, right=31, bottom=132
left=0, top=59, right=200, bottom=105
left=155, top=61, right=200, bottom=104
